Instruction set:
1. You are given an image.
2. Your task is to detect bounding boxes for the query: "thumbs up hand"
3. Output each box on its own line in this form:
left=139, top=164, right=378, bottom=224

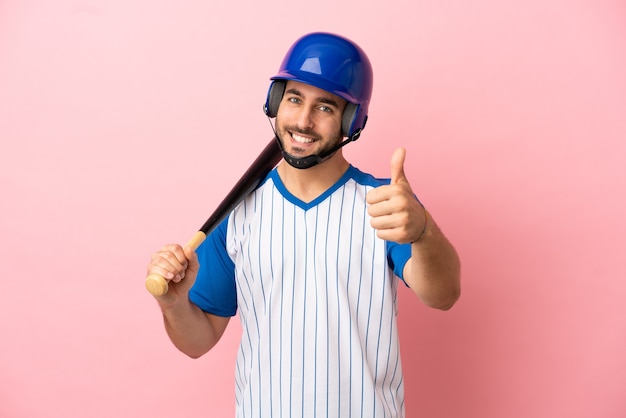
left=366, top=148, right=427, bottom=244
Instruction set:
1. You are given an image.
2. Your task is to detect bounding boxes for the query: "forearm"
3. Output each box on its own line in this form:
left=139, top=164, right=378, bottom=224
left=403, top=213, right=461, bottom=310
left=159, top=298, right=229, bottom=358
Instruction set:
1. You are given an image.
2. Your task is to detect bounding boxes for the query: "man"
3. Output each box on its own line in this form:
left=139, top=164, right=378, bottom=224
left=147, top=32, right=460, bottom=417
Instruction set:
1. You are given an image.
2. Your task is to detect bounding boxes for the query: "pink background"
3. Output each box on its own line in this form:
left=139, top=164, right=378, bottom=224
left=1, top=0, right=625, bottom=417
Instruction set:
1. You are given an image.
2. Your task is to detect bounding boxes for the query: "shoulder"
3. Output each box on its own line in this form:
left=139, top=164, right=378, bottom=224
left=347, top=165, right=390, bottom=188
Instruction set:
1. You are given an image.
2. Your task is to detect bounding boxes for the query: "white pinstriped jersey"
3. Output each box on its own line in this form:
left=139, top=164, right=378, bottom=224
left=190, top=165, right=412, bottom=418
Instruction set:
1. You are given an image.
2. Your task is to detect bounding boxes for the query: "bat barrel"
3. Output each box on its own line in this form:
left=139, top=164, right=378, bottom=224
left=145, top=137, right=282, bottom=297
left=199, top=138, right=282, bottom=234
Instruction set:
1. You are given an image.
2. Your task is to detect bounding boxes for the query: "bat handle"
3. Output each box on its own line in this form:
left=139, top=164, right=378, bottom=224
left=144, top=231, right=207, bottom=296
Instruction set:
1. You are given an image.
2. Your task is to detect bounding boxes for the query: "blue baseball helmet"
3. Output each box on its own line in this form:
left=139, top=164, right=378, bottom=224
left=264, top=32, right=373, bottom=141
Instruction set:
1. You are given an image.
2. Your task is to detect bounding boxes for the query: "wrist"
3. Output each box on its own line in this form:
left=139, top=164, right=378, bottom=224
left=155, top=290, right=188, bottom=312
left=411, top=204, right=428, bottom=244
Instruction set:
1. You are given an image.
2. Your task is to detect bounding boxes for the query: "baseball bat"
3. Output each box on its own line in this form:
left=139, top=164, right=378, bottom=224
left=145, top=137, right=282, bottom=296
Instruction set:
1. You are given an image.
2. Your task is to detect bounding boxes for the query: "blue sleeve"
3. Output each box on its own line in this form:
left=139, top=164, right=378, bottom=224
left=188, top=217, right=238, bottom=317
left=387, top=241, right=412, bottom=284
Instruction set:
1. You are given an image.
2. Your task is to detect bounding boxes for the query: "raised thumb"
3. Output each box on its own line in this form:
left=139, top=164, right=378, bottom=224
left=390, top=147, right=407, bottom=184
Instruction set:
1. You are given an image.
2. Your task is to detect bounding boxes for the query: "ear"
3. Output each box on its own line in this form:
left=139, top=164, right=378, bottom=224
left=264, top=80, right=286, bottom=117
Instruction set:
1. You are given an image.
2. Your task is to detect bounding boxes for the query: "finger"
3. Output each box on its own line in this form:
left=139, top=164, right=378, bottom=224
left=369, top=213, right=395, bottom=230
left=161, top=244, right=189, bottom=267
left=150, top=250, right=188, bottom=282
left=183, top=246, right=199, bottom=276
left=367, top=200, right=394, bottom=217
left=147, top=263, right=177, bottom=281
left=390, top=147, right=407, bottom=185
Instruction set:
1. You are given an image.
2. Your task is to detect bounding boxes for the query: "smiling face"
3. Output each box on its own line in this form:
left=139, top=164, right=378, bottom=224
left=275, top=80, right=347, bottom=160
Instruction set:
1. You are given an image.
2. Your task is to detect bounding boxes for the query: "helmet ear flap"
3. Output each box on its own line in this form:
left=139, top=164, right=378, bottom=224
left=264, top=80, right=286, bottom=117
left=342, top=103, right=367, bottom=140
left=341, top=103, right=357, bottom=138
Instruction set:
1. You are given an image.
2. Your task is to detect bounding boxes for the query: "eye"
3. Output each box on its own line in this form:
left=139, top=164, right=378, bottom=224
left=287, top=96, right=301, bottom=104
left=318, top=105, right=333, bottom=113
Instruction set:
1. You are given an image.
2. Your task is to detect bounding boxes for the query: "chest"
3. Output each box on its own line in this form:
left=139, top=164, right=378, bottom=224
left=226, top=181, right=395, bottom=318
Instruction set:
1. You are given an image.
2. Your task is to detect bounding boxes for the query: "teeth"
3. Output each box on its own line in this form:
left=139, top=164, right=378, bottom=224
left=292, top=133, right=315, bottom=143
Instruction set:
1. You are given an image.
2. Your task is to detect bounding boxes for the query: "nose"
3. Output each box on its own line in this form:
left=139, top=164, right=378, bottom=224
left=295, top=106, right=314, bottom=130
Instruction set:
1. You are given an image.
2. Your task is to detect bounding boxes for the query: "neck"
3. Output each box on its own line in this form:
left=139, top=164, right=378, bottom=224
left=277, top=151, right=349, bottom=203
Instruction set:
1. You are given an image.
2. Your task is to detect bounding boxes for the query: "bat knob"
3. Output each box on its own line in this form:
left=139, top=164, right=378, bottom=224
left=145, top=274, right=169, bottom=296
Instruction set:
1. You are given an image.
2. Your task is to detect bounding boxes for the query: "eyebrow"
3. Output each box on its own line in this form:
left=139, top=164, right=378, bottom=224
left=285, top=88, right=341, bottom=109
